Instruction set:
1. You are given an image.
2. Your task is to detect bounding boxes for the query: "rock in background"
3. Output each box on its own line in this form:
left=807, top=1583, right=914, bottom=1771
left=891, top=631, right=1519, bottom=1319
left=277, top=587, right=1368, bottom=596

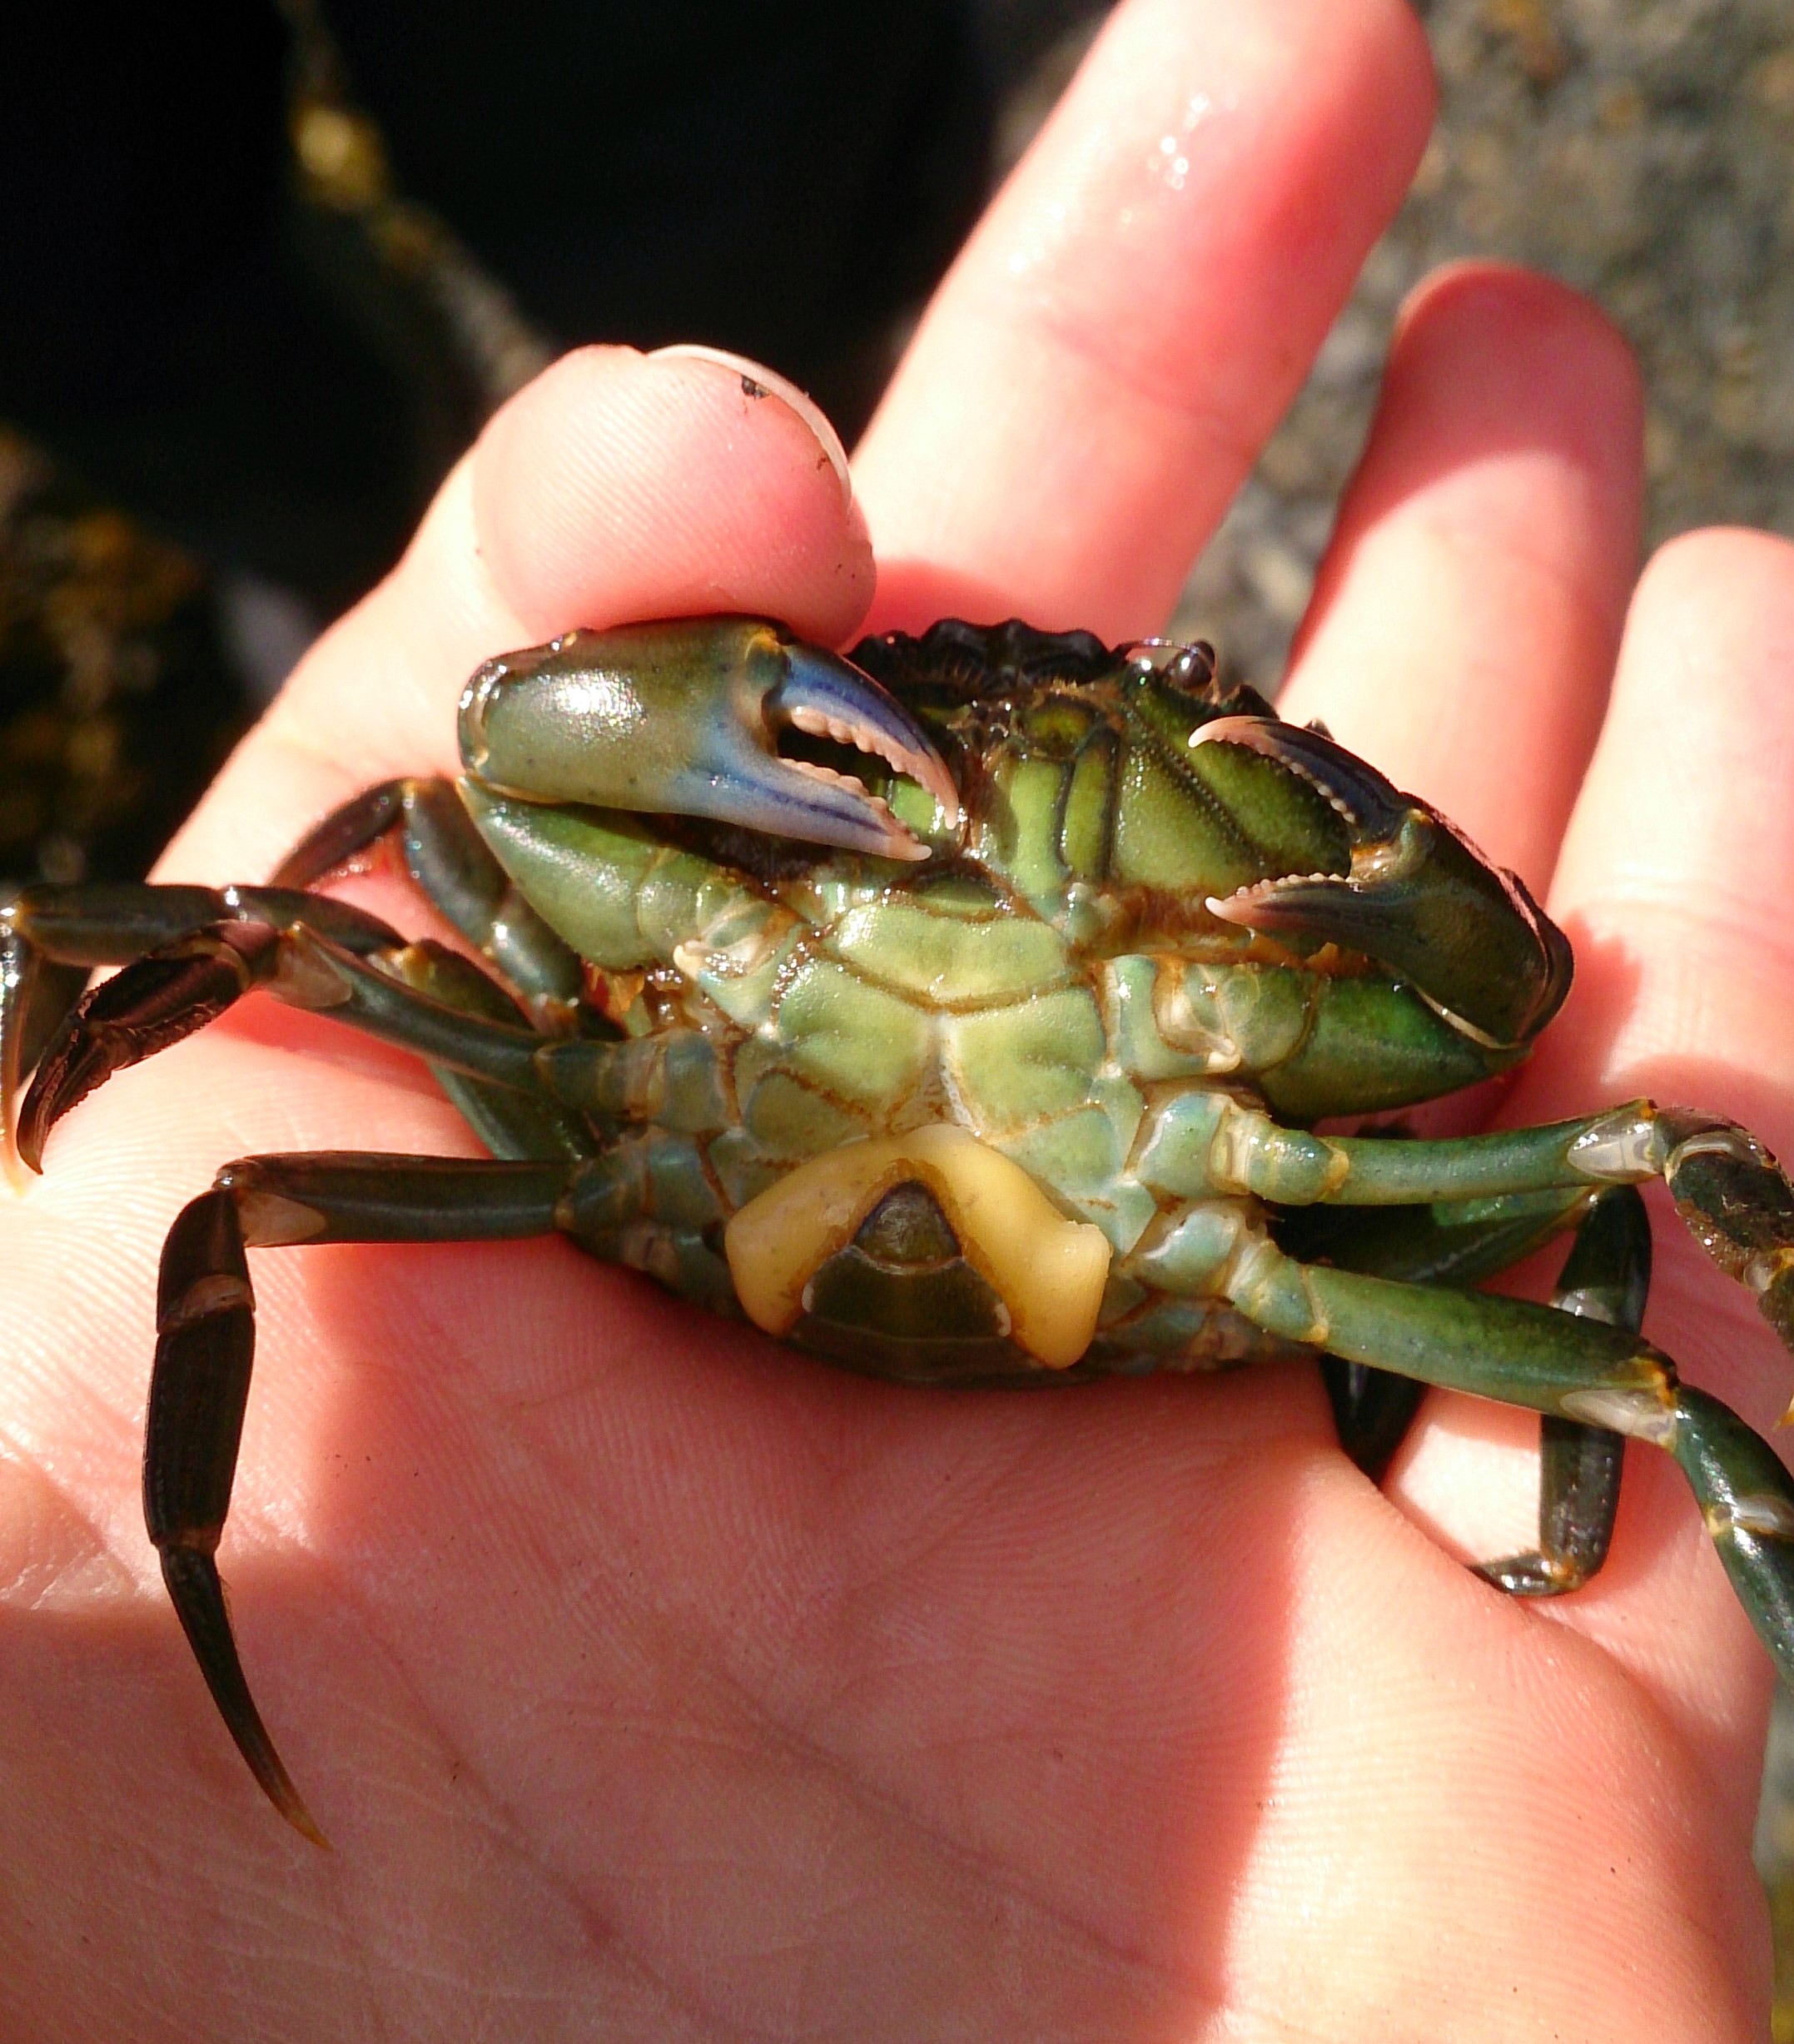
left=1169, top=0, right=1794, bottom=688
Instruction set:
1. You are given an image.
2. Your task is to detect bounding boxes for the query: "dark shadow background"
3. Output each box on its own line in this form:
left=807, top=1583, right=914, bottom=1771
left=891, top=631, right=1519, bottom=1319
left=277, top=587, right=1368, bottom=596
left=0, top=0, right=1031, bottom=611
left=0, top=0, right=1106, bottom=888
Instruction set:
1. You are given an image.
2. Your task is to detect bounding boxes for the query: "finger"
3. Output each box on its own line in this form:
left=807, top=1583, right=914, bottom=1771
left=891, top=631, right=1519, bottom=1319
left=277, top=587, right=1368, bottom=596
left=471, top=346, right=862, bottom=639
left=1281, top=261, right=1643, bottom=889
left=1276, top=265, right=1643, bottom=1726
left=1540, top=528, right=1794, bottom=1129
left=854, top=0, right=1434, bottom=639
left=1503, top=529, right=1794, bottom=1789
left=164, top=346, right=872, bottom=883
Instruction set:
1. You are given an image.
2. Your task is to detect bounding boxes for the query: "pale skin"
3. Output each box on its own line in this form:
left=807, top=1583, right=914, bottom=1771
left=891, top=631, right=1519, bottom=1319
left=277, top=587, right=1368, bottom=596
left=3, top=0, right=1792, bottom=2035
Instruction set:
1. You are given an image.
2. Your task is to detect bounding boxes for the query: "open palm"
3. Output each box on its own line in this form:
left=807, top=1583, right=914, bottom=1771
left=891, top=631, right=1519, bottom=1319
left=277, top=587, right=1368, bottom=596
left=5, top=2, right=1792, bottom=2036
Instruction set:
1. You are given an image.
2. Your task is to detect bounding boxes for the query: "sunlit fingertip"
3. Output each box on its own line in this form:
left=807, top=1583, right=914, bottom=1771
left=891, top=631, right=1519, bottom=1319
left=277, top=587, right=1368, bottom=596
left=649, top=346, right=852, bottom=505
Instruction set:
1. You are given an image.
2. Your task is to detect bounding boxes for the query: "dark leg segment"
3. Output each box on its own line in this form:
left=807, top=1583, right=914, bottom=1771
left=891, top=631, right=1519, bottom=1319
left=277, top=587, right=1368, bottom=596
left=20, top=924, right=281, bottom=1171
left=146, top=1151, right=587, bottom=1842
left=1320, top=1362, right=1425, bottom=1486
left=1479, top=1419, right=1626, bottom=1597
left=270, top=776, right=584, bottom=1022
left=1, top=927, right=84, bottom=1182
left=1475, top=1186, right=1648, bottom=1597
left=149, top=1191, right=321, bottom=1843
left=1225, top=1233, right=1794, bottom=1686
left=3, top=880, right=405, bottom=968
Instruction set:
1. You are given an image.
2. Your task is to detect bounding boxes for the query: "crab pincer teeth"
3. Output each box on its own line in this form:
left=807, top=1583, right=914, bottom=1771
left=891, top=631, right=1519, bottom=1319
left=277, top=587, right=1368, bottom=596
left=458, top=618, right=959, bottom=860
left=778, top=703, right=955, bottom=822
left=763, top=640, right=961, bottom=852
left=1193, top=714, right=1573, bottom=1051
left=1190, top=714, right=1408, bottom=832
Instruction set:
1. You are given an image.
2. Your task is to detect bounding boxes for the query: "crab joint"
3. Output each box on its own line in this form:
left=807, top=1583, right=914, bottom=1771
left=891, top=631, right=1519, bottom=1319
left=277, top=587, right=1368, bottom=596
left=723, top=1125, right=1111, bottom=1369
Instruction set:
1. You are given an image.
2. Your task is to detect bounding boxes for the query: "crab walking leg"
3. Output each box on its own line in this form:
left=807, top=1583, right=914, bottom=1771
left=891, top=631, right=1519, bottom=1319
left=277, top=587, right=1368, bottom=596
left=1304, top=1186, right=1644, bottom=1579
left=0, top=945, right=84, bottom=1181
left=149, top=1157, right=573, bottom=1843
left=1474, top=1186, right=1649, bottom=1597
left=15, top=921, right=536, bottom=1171
left=364, top=941, right=599, bottom=1164
left=1218, top=1236, right=1794, bottom=1684
left=147, top=1140, right=734, bottom=1838
left=1137, top=1095, right=1794, bottom=1364
left=0, top=883, right=409, bottom=1176
left=270, top=775, right=585, bottom=1022
left=15, top=911, right=733, bottom=1171
left=1296, top=1186, right=1599, bottom=1481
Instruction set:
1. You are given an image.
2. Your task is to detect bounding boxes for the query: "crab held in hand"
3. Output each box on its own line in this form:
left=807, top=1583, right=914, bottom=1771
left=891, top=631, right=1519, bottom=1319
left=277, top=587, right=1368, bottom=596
left=6, top=614, right=1794, bottom=1844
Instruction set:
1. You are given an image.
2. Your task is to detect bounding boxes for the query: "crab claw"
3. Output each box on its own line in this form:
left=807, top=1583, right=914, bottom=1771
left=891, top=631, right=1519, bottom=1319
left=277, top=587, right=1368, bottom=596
left=459, top=618, right=959, bottom=861
left=1193, top=716, right=1573, bottom=1049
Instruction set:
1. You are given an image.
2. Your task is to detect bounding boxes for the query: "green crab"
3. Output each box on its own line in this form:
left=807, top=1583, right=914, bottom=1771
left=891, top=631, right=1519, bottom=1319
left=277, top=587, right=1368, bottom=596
left=5, top=613, right=1794, bottom=1844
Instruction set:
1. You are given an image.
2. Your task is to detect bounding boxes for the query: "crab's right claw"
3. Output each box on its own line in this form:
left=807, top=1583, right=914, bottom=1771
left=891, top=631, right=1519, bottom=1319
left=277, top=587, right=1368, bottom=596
left=1195, top=717, right=1573, bottom=1050
left=459, top=618, right=960, bottom=862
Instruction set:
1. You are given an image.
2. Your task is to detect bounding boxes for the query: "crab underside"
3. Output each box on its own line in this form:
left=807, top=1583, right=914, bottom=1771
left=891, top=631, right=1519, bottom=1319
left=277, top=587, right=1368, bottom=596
left=5, top=614, right=1794, bottom=1844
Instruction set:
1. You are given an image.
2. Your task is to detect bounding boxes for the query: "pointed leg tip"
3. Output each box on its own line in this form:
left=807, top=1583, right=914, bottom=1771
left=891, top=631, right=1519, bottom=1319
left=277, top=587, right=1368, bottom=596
left=13, top=1071, right=71, bottom=1176
left=270, top=1780, right=330, bottom=1849
left=201, top=1634, right=330, bottom=1849
left=231, top=1716, right=329, bottom=1846
left=157, top=1544, right=326, bottom=1847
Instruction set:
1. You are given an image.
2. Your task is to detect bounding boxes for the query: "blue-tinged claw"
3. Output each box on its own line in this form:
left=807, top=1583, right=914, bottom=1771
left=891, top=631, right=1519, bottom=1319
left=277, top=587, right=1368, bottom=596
left=458, top=618, right=959, bottom=861
left=1193, top=715, right=1573, bottom=1049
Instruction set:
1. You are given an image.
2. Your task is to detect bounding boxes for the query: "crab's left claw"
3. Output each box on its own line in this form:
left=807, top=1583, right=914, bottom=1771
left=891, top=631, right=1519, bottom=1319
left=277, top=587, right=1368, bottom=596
left=459, top=618, right=960, bottom=861
left=1195, top=717, right=1573, bottom=1050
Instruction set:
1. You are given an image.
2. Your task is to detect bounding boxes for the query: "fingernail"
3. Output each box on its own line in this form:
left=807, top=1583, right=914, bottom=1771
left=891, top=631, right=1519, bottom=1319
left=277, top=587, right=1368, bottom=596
left=647, top=345, right=852, bottom=505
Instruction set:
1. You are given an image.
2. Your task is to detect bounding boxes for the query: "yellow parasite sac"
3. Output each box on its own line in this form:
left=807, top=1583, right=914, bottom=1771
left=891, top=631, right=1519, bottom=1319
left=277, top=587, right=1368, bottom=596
left=723, top=1124, right=1112, bottom=1370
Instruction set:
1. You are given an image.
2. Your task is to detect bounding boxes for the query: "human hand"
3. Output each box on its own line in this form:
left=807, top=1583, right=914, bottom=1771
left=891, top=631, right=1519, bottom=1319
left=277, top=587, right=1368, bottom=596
left=5, top=1, right=1790, bottom=2035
